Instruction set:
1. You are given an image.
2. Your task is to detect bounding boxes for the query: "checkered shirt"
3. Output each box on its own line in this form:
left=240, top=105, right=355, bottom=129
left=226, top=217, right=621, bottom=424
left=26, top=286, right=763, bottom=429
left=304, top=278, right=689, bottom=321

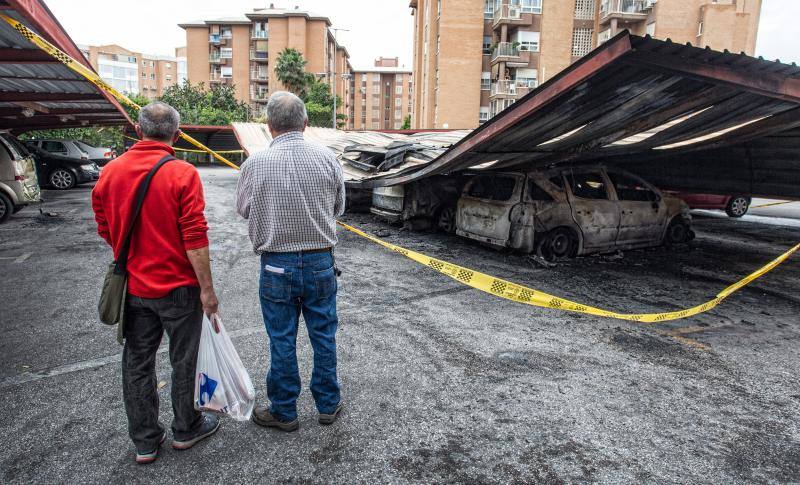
left=235, top=131, right=345, bottom=253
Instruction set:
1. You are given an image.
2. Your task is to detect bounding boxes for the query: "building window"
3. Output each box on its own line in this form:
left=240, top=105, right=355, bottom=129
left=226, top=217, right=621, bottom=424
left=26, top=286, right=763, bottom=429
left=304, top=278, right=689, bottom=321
left=514, top=31, right=540, bottom=52
left=483, top=36, right=492, bottom=55
left=373, top=85, right=380, bottom=94
left=646, top=22, right=656, bottom=37
left=150, top=73, right=155, bottom=80
left=395, top=109, right=403, bottom=120
left=395, top=73, right=403, bottom=82
left=395, top=97, right=402, bottom=107
left=165, top=62, right=172, bottom=69
left=141, top=72, right=147, bottom=78
left=220, top=48, right=233, bottom=59
left=395, top=85, right=403, bottom=94
left=481, top=72, right=491, bottom=90
left=521, top=0, right=543, bottom=14
left=166, top=74, right=172, bottom=81
left=220, top=26, right=232, bottom=38
left=697, top=21, right=703, bottom=37
left=221, top=66, right=233, bottom=78
left=372, top=122, right=381, bottom=129
left=141, top=60, right=147, bottom=67
left=479, top=107, right=490, bottom=123
left=598, top=28, right=612, bottom=44
left=571, top=28, right=593, bottom=57
left=484, top=0, right=494, bottom=18
left=515, top=68, right=538, bottom=88
left=437, top=0, right=441, bottom=16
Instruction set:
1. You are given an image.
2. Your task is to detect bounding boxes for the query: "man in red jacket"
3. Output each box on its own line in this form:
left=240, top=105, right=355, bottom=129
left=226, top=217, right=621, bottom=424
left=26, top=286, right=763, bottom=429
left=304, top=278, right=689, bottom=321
left=92, top=102, right=221, bottom=464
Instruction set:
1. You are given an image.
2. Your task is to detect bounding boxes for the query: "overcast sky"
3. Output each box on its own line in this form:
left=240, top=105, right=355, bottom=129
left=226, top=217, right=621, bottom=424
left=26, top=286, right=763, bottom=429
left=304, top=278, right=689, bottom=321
left=44, top=0, right=797, bottom=67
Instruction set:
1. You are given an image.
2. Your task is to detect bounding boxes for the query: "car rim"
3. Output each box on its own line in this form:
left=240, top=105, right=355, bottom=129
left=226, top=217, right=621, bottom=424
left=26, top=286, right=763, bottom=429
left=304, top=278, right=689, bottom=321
left=731, top=198, right=748, bottom=216
left=670, top=223, right=686, bottom=242
left=550, top=233, right=570, bottom=257
left=51, top=170, right=73, bottom=189
left=439, top=208, right=455, bottom=233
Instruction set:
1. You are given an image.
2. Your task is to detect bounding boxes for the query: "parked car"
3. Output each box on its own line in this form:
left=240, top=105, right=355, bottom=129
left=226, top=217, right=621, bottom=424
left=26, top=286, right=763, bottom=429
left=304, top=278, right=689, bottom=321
left=669, top=192, right=752, bottom=218
left=26, top=145, right=100, bottom=190
left=370, top=174, right=472, bottom=230
left=25, top=139, right=116, bottom=166
left=453, top=165, right=693, bottom=259
left=0, top=132, right=41, bottom=223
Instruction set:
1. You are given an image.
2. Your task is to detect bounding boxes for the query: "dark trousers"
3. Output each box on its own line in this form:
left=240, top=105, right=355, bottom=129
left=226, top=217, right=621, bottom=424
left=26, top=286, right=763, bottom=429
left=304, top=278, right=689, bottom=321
left=259, top=251, right=341, bottom=422
left=123, top=286, right=203, bottom=451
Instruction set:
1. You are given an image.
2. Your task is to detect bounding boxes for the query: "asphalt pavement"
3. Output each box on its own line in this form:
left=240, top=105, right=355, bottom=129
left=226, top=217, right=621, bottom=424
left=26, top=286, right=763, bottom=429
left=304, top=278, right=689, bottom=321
left=1, top=166, right=799, bottom=483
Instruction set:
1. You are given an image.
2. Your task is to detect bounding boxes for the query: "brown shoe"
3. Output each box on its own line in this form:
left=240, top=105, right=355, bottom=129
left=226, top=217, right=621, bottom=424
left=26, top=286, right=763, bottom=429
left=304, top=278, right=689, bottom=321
left=318, top=402, right=344, bottom=425
left=251, top=405, right=299, bottom=432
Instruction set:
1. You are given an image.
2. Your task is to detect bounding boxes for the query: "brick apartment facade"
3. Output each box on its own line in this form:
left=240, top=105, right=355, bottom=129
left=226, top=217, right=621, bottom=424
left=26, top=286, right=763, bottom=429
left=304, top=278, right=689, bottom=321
left=80, top=44, right=183, bottom=99
left=410, top=0, right=762, bottom=129
left=179, top=6, right=353, bottom=123
left=351, top=57, right=413, bottom=130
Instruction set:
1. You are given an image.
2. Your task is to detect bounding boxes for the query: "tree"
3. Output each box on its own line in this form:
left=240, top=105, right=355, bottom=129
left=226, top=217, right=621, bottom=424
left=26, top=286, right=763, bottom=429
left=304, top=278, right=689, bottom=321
left=401, top=114, right=411, bottom=130
left=302, top=78, right=346, bottom=128
left=160, top=81, right=251, bottom=125
left=275, top=48, right=309, bottom=96
left=19, top=126, right=126, bottom=152
left=122, top=92, right=152, bottom=121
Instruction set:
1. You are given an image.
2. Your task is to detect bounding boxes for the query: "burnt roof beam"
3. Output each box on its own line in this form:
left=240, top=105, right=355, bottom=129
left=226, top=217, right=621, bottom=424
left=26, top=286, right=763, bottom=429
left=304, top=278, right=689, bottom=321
left=0, top=92, right=101, bottom=101
left=622, top=50, right=800, bottom=104
left=0, top=48, right=60, bottom=63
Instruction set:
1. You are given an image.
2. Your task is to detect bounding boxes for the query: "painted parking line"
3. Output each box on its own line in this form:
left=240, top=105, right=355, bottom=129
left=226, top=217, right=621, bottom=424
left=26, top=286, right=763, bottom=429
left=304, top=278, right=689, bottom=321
left=0, top=253, right=32, bottom=263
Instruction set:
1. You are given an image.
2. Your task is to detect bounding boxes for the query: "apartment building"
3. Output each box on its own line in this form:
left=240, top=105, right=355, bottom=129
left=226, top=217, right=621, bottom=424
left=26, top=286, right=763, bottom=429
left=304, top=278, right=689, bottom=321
left=179, top=5, right=353, bottom=120
left=410, top=0, right=761, bottom=129
left=80, top=44, right=180, bottom=99
left=595, top=0, right=761, bottom=55
left=351, top=57, right=413, bottom=130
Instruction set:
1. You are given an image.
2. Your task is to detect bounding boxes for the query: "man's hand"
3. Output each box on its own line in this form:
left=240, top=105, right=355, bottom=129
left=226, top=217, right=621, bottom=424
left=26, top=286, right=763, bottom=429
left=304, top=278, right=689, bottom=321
left=201, top=286, right=219, bottom=317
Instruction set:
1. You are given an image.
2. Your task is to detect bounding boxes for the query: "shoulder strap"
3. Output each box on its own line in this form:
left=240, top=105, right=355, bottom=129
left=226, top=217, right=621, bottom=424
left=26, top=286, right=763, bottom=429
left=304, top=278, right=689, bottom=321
left=114, top=154, right=176, bottom=275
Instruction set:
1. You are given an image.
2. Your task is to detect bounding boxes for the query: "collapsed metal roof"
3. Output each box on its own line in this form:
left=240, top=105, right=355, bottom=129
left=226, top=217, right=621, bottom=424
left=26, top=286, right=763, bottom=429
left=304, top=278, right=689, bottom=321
left=231, top=123, right=469, bottom=183
left=0, top=0, right=131, bottom=132
left=346, top=31, right=800, bottom=199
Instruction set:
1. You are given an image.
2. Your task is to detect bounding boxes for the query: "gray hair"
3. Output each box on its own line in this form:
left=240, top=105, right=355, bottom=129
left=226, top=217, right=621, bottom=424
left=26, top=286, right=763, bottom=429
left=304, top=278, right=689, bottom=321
left=267, top=91, right=307, bottom=133
left=138, top=101, right=180, bottom=141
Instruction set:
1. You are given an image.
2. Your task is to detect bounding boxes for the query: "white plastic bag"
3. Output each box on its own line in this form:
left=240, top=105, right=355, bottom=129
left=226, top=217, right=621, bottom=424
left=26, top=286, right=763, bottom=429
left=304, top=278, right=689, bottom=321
left=194, top=314, right=255, bottom=421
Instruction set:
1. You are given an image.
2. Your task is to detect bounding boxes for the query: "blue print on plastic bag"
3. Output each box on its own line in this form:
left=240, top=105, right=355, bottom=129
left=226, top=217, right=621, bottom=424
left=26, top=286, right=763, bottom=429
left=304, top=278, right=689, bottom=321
left=197, top=373, right=218, bottom=406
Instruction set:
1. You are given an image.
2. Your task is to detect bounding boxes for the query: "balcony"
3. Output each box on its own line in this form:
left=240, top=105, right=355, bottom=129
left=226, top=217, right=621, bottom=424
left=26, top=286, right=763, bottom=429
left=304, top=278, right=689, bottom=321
left=251, top=69, right=269, bottom=82
left=209, top=34, right=221, bottom=44
left=251, top=89, right=269, bottom=102
left=252, top=30, right=268, bottom=39
left=599, top=0, right=653, bottom=22
left=492, top=3, right=524, bottom=26
left=491, top=42, right=520, bottom=63
left=250, top=50, right=269, bottom=62
left=209, top=53, right=223, bottom=64
left=490, top=80, right=517, bottom=98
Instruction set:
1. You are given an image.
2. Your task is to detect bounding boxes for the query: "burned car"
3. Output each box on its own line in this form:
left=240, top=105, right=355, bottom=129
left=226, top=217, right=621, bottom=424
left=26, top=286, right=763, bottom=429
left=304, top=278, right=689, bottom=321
left=370, top=174, right=471, bottom=231
left=455, top=165, right=693, bottom=258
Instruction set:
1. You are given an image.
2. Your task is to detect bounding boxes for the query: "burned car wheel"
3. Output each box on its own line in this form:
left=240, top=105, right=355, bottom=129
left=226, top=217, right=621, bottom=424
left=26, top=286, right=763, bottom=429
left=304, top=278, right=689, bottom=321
left=438, top=206, right=457, bottom=234
left=538, top=228, right=577, bottom=261
left=665, top=218, right=693, bottom=245
left=725, top=196, right=750, bottom=218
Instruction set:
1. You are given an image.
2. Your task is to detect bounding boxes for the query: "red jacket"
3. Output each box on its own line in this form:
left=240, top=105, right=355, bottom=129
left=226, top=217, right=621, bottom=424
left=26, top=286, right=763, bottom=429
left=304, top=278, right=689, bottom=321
left=92, top=141, right=209, bottom=298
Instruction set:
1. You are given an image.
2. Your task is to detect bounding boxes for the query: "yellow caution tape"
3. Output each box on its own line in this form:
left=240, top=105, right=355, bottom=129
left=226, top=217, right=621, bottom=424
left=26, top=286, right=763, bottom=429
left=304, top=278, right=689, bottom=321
left=8, top=14, right=795, bottom=324
left=337, top=222, right=799, bottom=323
left=0, top=14, right=240, bottom=171
left=122, top=135, right=244, bottom=155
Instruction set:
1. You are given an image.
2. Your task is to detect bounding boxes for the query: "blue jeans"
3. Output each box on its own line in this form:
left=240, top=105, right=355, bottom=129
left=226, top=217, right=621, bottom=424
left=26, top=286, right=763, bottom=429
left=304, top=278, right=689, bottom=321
left=259, top=251, right=340, bottom=421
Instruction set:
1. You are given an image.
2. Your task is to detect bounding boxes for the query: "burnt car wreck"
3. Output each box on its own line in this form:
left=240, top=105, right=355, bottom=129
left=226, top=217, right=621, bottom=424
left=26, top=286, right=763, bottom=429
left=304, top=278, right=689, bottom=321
left=231, top=31, right=800, bottom=260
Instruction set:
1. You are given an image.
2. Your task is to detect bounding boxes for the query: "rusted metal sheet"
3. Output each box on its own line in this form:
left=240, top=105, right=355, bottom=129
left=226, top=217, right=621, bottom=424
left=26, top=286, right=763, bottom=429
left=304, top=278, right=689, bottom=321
left=343, top=32, right=800, bottom=199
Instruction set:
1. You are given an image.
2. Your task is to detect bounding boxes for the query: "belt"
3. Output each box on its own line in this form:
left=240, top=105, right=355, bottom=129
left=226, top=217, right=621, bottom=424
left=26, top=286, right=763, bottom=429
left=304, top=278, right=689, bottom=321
left=301, top=247, right=332, bottom=254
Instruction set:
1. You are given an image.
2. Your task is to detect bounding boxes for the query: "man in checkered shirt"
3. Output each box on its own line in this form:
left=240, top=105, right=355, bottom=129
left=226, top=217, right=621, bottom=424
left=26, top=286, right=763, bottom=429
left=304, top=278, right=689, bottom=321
left=235, top=91, right=345, bottom=432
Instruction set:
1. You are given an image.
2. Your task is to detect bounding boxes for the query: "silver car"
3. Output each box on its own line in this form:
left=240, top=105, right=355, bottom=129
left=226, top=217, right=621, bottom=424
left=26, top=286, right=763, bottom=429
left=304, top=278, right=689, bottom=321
left=455, top=165, right=693, bottom=259
left=0, top=132, right=41, bottom=223
left=26, top=139, right=116, bottom=166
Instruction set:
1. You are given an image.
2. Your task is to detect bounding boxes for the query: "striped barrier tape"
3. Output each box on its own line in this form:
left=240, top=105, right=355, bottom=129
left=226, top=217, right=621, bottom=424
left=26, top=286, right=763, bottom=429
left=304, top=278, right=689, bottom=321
left=337, top=222, right=799, bottom=323
left=0, top=14, right=240, bottom=171
left=7, top=14, right=797, bottom=324
left=122, top=135, right=244, bottom=155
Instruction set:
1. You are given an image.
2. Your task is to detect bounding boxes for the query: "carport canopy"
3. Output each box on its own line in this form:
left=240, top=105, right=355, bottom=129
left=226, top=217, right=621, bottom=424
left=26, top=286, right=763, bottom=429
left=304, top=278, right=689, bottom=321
left=357, top=31, right=800, bottom=200
left=0, top=0, right=130, bottom=133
